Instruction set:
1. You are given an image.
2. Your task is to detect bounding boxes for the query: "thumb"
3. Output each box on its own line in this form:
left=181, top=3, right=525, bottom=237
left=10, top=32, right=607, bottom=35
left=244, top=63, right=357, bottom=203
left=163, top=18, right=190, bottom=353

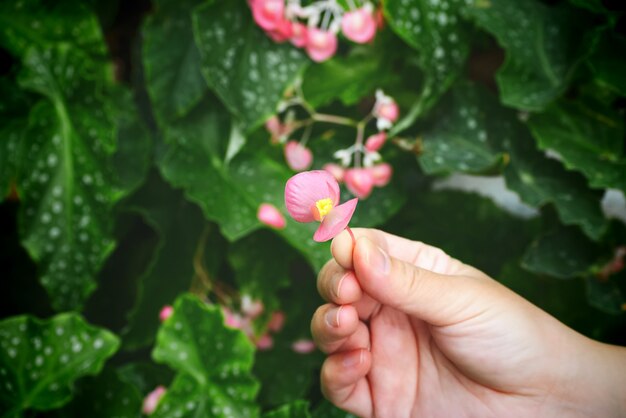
left=353, top=237, right=486, bottom=326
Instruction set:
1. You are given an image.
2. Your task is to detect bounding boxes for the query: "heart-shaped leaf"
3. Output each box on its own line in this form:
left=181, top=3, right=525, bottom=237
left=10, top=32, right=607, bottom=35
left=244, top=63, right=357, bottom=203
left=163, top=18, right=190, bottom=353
left=0, top=313, right=119, bottom=416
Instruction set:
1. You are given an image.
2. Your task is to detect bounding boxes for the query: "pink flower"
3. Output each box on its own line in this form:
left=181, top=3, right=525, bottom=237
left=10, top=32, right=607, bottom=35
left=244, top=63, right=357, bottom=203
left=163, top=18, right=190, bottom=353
left=305, top=27, right=338, bottom=62
left=370, top=163, right=393, bottom=187
left=159, top=305, right=174, bottom=322
left=251, top=0, right=285, bottom=31
left=284, top=140, right=313, bottom=171
left=323, top=163, right=345, bottom=182
left=267, top=17, right=293, bottom=42
left=267, top=311, right=285, bottom=332
left=344, top=168, right=374, bottom=199
left=256, top=333, right=274, bottom=350
left=284, top=170, right=358, bottom=242
left=257, top=203, right=286, bottom=229
left=223, top=307, right=245, bottom=329
left=290, top=22, right=308, bottom=48
left=364, top=132, right=387, bottom=152
left=373, top=89, right=400, bottom=130
left=341, top=4, right=377, bottom=44
left=142, top=386, right=166, bottom=415
left=241, top=295, right=264, bottom=319
left=291, top=339, right=316, bottom=354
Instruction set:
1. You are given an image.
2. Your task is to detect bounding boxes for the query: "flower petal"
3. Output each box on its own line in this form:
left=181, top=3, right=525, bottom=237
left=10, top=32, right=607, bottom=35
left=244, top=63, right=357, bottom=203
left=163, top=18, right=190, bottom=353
left=257, top=203, right=286, bottom=229
left=285, top=170, right=340, bottom=222
left=313, top=198, right=358, bottom=242
left=284, top=140, right=313, bottom=171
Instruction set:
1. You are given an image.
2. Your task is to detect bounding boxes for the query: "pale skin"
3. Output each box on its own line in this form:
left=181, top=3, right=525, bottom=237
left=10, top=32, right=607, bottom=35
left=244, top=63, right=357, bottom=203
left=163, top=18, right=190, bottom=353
left=312, top=228, right=626, bottom=418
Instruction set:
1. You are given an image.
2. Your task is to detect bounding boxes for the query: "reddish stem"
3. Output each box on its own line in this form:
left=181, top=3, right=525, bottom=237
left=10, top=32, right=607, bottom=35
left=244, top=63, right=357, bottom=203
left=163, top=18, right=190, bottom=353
left=345, top=226, right=356, bottom=247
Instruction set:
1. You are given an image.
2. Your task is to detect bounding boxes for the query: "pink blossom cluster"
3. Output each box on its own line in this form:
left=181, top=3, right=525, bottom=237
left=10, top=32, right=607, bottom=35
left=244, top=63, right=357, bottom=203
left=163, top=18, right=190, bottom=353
left=250, top=0, right=383, bottom=62
left=266, top=89, right=399, bottom=199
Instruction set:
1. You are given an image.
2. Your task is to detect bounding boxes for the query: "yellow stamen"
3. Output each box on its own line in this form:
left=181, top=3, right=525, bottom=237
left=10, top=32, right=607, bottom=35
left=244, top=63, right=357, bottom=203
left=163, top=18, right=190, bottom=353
left=312, top=198, right=334, bottom=221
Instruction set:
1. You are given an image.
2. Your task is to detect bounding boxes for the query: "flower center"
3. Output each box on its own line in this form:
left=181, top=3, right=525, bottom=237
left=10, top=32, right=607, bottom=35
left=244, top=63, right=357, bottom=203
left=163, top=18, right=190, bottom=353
left=312, top=198, right=334, bottom=221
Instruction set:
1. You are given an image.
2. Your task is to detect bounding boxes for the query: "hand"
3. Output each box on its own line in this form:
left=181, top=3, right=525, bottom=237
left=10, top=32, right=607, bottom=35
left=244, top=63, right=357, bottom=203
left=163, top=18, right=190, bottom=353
left=311, top=228, right=626, bottom=417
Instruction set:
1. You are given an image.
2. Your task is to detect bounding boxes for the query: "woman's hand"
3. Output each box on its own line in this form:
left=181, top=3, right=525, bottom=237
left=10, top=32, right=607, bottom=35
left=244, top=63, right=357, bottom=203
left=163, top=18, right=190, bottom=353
left=311, top=228, right=626, bottom=417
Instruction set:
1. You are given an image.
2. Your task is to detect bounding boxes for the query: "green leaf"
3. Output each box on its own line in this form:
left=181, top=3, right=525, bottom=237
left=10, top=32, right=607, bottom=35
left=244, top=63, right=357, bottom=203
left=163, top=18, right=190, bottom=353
left=585, top=276, right=625, bottom=315
left=158, top=99, right=259, bottom=241
left=263, top=400, right=311, bottom=418
left=425, top=83, right=608, bottom=240
left=157, top=99, right=327, bottom=269
left=192, top=0, right=307, bottom=131
left=0, top=78, right=31, bottom=201
left=16, top=45, right=127, bottom=310
left=142, top=0, right=207, bottom=124
left=522, top=225, right=606, bottom=279
left=0, top=313, right=119, bottom=416
left=228, top=230, right=293, bottom=310
left=117, top=362, right=174, bottom=396
left=587, top=31, right=626, bottom=96
left=0, top=0, right=106, bottom=58
left=152, top=294, right=259, bottom=418
left=466, top=0, right=592, bottom=110
left=418, top=85, right=505, bottom=174
left=498, top=118, right=608, bottom=240
left=385, top=0, right=471, bottom=134
left=568, top=0, right=607, bottom=14
left=301, top=49, right=392, bottom=108
left=122, top=173, right=207, bottom=349
left=254, top=346, right=321, bottom=407
left=48, top=368, right=142, bottom=418
left=528, top=97, right=626, bottom=193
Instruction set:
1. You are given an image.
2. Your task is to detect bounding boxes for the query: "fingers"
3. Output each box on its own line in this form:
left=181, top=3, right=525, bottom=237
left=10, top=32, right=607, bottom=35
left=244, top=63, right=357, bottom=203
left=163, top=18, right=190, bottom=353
left=320, top=349, right=372, bottom=418
left=353, top=236, right=487, bottom=326
left=317, top=261, right=362, bottom=305
left=331, top=228, right=475, bottom=277
left=317, top=259, right=380, bottom=320
left=311, top=304, right=370, bottom=353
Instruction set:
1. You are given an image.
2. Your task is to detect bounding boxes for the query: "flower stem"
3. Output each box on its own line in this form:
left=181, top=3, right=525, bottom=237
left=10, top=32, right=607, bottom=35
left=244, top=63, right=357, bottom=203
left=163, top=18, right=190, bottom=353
left=313, top=113, right=358, bottom=127
left=345, top=226, right=356, bottom=247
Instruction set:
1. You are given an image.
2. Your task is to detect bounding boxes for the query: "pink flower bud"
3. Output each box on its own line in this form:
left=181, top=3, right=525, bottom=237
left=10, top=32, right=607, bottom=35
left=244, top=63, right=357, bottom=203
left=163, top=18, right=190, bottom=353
left=341, top=6, right=377, bottom=43
left=290, top=22, right=308, bottom=48
left=305, top=28, right=338, bottom=62
left=257, top=203, right=286, bottom=229
left=223, top=307, right=244, bottom=329
left=370, top=163, right=393, bottom=187
left=256, top=333, right=274, bottom=350
left=364, top=132, right=387, bottom=152
left=159, top=305, right=174, bottom=322
left=267, top=311, right=285, bottom=332
left=323, top=163, right=345, bottom=182
left=291, top=339, right=316, bottom=354
left=267, top=17, right=293, bottom=42
left=142, top=386, right=166, bottom=415
left=251, top=0, right=285, bottom=32
left=344, top=168, right=374, bottom=199
left=377, top=101, right=399, bottom=123
left=241, top=295, right=264, bottom=319
left=284, top=141, right=313, bottom=171
left=373, top=90, right=400, bottom=130
left=265, top=115, right=282, bottom=137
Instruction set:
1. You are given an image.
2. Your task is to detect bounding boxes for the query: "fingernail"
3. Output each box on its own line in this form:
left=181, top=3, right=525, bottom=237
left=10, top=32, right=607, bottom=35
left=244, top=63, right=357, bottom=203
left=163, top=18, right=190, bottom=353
left=332, top=273, right=347, bottom=299
left=367, top=240, right=390, bottom=275
left=342, top=349, right=363, bottom=367
left=325, top=306, right=342, bottom=328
